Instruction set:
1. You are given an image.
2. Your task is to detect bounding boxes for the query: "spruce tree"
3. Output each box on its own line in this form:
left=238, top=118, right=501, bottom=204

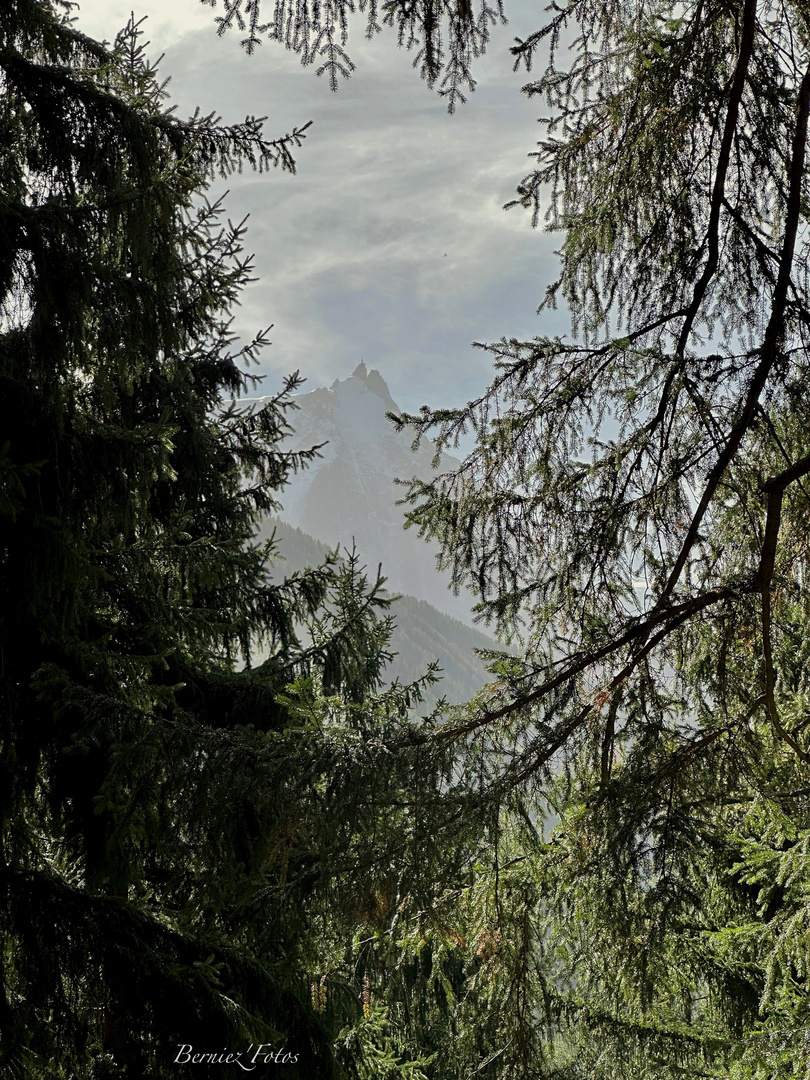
left=0, top=3, right=468, bottom=1076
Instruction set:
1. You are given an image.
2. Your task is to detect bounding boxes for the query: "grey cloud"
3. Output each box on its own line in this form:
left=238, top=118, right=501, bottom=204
left=75, top=0, right=566, bottom=413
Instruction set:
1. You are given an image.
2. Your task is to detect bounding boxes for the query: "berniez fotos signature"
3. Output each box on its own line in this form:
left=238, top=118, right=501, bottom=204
left=174, top=1044, right=299, bottom=1069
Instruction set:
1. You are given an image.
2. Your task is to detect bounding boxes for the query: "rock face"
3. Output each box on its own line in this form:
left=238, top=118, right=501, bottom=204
left=273, top=363, right=474, bottom=624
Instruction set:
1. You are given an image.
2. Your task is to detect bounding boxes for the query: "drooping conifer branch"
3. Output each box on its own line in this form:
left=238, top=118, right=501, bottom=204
left=658, top=57, right=810, bottom=610
left=674, top=0, right=757, bottom=358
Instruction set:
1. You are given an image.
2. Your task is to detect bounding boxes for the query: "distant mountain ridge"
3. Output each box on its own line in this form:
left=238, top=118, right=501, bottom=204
left=259, top=363, right=475, bottom=625
left=261, top=518, right=499, bottom=707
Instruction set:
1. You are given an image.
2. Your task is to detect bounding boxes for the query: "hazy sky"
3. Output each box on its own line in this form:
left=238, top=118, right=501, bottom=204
left=71, top=0, right=567, bottom=416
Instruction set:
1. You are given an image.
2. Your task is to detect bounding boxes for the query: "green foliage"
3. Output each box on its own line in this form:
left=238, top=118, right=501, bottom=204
left=262, top=517, right=499, bottom=705
left=382, top=2, right=810, bottom=1075
left=18, top=0, right=810, bottom=1075
left=0, top=5, right=480, bottom=1076
left=210, top=0, right=810, bottom=1074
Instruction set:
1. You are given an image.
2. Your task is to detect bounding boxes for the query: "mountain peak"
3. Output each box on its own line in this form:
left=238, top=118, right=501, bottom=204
left=279, top=363, right=471, bottom=622
left=346, top=362, right=400, bottom=414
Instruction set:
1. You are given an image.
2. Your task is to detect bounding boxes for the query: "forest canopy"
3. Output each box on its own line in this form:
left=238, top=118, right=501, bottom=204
left=205, top=0, right=810, bottom=1077
left=6, top=0, right=810, bottom=1076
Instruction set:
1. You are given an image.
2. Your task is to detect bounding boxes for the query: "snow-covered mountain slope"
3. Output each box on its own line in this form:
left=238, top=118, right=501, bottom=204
left=261, top=363, right=476, bottom=624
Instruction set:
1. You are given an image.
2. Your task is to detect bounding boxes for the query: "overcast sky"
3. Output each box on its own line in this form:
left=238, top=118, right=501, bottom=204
left=71, top=0, right=566, bottom=416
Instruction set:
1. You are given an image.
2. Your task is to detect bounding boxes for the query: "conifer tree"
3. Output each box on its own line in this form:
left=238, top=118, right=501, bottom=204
left=0, top=4, right=474, bottom=1076
left=210, top=0, right=810, bottom=1076
left=396, top=3, right=810, bottom=1077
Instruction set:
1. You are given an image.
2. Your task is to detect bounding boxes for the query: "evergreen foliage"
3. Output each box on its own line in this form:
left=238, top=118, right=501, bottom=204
left=388, top=2, right=810, bottom=1076
left=209, top=0, right=810, bottom=1075
left=16, top=0, right=810, bottom=1074
left=261, top=517, right=498, bottom=705
left=0, top=4, right=483, bottom=1076
left=200, top=0, right=503, bottom=108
